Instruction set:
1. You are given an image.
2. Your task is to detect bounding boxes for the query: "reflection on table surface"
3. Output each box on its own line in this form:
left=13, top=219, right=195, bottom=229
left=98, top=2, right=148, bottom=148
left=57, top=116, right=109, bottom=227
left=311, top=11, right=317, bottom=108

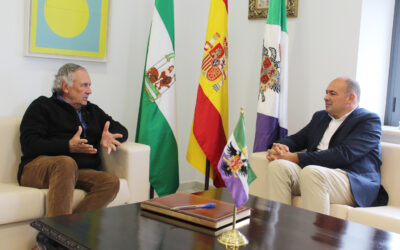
left=33, top=188, right=400, bottom=250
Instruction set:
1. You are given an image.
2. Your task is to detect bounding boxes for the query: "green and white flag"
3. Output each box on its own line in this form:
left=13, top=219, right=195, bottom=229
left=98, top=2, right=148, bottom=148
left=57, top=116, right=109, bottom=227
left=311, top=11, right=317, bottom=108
left=136, top=0, right=179, bottom=197
left=253, top=0, right=288, bottom=152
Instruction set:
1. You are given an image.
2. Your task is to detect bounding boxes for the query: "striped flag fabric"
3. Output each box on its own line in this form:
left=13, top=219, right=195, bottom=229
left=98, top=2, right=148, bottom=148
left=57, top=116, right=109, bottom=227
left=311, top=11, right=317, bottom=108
left=186, top=0, right=229, bottom=188
left=135, top=0, right=179, bottom=197
left=218, top=109, right=257, bottom=208
left=253, top=0, right=289, bottom=152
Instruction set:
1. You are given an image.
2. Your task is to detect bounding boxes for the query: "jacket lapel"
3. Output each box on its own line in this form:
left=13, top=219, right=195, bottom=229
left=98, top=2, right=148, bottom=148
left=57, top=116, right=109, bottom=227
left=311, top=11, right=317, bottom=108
left=328, top=108, right=359, bottom=148
left=310, top=113, right=331, bottom=151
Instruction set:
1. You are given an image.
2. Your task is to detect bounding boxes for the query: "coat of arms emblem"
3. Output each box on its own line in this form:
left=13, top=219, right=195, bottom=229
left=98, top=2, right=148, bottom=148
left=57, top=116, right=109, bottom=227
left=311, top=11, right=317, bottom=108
left=201, top=33, right=228, bottom=92
left=144, top=53, right=176, bottom=102
left=220, top=142, right=248, bottom=178
left=259, top=46, right=280, bottom=102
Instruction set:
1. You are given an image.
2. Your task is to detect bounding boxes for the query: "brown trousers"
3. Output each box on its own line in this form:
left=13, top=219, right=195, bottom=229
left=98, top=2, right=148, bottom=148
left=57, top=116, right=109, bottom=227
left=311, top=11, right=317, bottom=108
left=20, top=155, right=120, bottom=217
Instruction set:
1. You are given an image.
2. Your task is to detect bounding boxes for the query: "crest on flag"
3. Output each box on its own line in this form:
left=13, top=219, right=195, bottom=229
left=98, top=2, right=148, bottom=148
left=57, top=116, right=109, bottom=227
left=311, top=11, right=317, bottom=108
left=220, top=142, right=248, bottom=178
left=144, top=53, right=176, bottom=102
left=259, top=47, right=280, bottom=102
left=201, top=32, right=228, bottom=92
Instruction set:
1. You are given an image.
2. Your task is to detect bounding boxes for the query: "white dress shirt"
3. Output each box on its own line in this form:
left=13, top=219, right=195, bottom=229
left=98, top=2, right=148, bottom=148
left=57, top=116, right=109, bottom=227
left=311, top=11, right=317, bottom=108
left=317, top=110, right=355, bottom=151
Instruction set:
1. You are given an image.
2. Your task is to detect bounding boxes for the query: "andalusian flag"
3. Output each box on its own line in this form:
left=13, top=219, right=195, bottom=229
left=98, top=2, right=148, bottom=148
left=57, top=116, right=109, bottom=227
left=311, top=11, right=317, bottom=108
left=136, top=0, right=178, bottom=197
left=217, top=109, right=257, bottom=208
left=187, top=0, right=229, bottom=187
left=253, top=0, right=288, bottom=152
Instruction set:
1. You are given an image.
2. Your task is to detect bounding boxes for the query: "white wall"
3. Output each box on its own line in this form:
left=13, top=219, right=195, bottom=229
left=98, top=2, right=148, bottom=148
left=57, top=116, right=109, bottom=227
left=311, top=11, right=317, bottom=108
left=0, top=0, right=394, bottom=185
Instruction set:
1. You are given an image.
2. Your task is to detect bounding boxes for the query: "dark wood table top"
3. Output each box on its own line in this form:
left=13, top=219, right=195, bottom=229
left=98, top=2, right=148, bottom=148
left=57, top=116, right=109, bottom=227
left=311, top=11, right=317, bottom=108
left=32, top=188, right=400, bottom=250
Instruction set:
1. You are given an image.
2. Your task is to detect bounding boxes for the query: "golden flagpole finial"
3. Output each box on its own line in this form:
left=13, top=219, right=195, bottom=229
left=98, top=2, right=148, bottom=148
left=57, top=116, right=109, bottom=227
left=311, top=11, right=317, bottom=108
left=240, top=106, right=244, bottom=114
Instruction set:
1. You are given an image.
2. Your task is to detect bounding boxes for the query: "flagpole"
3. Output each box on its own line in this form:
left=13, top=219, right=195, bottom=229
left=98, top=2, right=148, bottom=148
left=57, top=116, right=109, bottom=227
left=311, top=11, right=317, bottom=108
left=204, top=159, right=210, bottom=190
left=232, top=205, right=237, bottom=230
left=150, top=185, right=154, bottom=199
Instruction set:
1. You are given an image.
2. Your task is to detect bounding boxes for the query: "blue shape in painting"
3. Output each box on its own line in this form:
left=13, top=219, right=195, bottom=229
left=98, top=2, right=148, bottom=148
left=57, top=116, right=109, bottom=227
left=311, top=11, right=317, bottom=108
left=35, top=0, right=102, bottom=52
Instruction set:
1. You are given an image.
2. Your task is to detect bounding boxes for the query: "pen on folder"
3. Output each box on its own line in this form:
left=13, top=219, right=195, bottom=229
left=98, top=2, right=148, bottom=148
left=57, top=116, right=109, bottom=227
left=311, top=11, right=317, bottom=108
left=171, top=203, right=216, bottom=210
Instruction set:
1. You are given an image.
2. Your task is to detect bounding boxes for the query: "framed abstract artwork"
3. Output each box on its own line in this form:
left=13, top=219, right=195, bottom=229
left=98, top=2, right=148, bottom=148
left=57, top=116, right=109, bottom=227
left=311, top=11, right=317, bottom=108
left=248, top=0, right=298, bottom=19
left=25, top=0, right=109, bottom=61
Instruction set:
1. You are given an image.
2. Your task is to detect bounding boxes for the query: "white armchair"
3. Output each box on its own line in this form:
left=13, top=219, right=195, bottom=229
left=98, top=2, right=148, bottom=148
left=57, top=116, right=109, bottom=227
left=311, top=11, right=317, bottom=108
left=0, top=117, right=150, bottom=249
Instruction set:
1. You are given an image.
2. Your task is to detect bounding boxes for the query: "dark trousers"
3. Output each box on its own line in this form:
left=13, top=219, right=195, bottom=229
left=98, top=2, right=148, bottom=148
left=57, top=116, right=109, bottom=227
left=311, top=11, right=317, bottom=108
left=21, top=155, right=120, bottom=217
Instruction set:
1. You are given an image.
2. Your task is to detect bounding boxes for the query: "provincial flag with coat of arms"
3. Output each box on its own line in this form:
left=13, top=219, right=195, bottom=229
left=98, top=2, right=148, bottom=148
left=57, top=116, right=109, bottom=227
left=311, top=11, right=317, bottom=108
left=136, top=0, right=179, bottom=197
left=217, top=108, right=257, bottom=208
left=253, top=0, right=289, bottom=152
left=187, top=0, right=229, bottom=188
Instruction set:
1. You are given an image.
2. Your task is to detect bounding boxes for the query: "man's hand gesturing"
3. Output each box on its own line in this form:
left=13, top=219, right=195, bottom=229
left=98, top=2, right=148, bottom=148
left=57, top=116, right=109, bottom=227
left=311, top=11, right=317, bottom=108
left=69, top=126, right=97, bottom=154
left=100, top=121, right=123, bottom=154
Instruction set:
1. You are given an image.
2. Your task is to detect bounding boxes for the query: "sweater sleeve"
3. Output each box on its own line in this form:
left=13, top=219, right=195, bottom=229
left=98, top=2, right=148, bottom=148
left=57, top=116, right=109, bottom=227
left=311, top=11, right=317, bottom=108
left=20, top=97, right=70, bottom=157
left=91, top=104, right=129, bottom=143
left=107, top=115, right=129, bottom=143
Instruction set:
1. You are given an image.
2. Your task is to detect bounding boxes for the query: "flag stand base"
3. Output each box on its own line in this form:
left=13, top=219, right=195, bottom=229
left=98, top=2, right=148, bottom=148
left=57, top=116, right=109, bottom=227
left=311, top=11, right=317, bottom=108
left=217, top=229, right=248, bottom=247
left=217, top=204, right=248, bottom=247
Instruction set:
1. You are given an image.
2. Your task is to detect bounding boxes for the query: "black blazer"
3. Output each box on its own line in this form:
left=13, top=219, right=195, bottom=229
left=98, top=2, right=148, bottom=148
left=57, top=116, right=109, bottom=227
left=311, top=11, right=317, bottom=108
left=277, top=108, right=388, bottom=207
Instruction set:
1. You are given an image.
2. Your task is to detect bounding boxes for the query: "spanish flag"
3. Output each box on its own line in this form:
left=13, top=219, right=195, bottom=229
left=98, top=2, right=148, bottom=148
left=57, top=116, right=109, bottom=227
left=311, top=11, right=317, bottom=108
left=186, top=0, right=229, bottom=187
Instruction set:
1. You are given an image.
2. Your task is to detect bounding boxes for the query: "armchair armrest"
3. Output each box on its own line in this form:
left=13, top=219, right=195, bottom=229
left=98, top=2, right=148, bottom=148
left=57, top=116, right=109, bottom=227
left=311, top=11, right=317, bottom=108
left=249, top=152, right=269, bottom=199
left=381, top=142, right=400, bottom=206
left=101, top=142, right=150, bottom=203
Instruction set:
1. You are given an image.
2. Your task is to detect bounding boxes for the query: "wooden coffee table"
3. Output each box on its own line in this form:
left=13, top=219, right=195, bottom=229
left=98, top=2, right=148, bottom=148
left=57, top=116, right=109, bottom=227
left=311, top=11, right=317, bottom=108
left=31, top=188, right=400, bottom=249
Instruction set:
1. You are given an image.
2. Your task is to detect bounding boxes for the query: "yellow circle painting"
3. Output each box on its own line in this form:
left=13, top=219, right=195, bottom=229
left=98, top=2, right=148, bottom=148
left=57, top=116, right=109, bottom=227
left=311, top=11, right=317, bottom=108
left=44, top=0, right=89, bottom=38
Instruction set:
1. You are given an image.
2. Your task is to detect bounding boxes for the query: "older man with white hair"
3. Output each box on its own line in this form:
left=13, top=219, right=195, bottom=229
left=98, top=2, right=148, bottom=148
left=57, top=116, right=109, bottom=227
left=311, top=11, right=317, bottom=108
left=19, top=63, right=128, bottom=217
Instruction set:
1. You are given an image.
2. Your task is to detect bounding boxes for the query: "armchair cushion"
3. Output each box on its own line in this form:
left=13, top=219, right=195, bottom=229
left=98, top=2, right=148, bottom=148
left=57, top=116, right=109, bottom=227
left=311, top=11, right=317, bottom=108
left=0, top=184, right=44, bottom=224
left=0, top=117, right=22, bottom=184
left=347, top=206, right=400, bottom=233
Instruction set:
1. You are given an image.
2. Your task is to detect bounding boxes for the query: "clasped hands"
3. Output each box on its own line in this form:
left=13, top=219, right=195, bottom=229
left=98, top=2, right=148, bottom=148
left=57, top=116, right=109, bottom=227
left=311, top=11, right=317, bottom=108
left=267, top=143, right=299, bottom=164
left=69, top=121, right=123, bottom=155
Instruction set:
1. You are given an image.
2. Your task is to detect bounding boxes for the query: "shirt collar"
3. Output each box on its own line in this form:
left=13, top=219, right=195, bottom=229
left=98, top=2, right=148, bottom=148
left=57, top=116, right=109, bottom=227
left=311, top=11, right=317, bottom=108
left=57, top=95, right=82, bottom=112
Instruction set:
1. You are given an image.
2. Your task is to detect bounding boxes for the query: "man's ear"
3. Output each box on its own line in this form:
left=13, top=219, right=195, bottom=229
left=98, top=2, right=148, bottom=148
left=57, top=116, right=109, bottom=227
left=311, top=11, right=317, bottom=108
left=61, top=81, right=69, bottom=94
left=348, top=92, right=356, bottom=104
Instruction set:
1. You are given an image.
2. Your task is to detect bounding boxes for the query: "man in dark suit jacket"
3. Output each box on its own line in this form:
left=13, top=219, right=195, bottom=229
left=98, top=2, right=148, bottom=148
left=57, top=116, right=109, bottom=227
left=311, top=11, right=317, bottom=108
left=265, top=77, right=388, bottom=214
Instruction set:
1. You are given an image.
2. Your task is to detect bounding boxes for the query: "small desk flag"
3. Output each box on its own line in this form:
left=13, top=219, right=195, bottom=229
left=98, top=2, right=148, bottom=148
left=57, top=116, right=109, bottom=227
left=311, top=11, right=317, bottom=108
left=217, top=108, right=256, bottom=208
